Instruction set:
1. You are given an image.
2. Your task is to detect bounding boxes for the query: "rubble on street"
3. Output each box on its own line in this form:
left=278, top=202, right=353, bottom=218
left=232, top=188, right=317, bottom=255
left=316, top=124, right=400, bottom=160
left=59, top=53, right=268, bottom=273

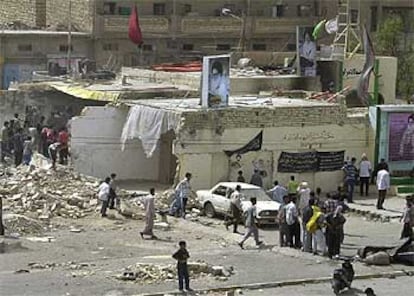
left=0, top=165, right=101, bottom=220
left=117, top=261, right=234, bottom=284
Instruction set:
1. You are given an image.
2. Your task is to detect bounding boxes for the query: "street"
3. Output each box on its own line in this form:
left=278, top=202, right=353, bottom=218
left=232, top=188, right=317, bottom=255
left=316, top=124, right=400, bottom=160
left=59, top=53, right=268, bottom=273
left=1, top=204, right=413, bottom=296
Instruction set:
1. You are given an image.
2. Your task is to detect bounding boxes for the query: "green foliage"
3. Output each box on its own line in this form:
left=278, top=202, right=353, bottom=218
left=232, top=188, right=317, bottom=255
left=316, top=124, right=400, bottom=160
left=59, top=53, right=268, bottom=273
left=375, top=14, right=414, bottom=100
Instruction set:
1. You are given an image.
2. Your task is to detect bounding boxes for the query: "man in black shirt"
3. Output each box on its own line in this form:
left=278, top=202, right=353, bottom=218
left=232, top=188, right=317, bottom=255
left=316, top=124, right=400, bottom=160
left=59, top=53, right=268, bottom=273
left=172, top=241, right=192, bottom=292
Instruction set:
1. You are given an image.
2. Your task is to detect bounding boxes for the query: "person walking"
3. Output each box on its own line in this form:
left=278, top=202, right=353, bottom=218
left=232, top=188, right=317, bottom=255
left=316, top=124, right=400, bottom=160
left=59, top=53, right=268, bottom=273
left=325, top=206, right=346, bottom=258
left=238, top=197, right=263, bottom=249
left=376, top=163, right=390, bottom=210
left=108, top=173, right=118, bottom=209
left=359, top=154, right=372, bottom=196
left=172, top=241, right=192, bottom=292
left=342, top=157, right=357, bottom=203
left=267, top=180, right=287, bottom=203
left=277, top=195, right=290, bottom=247
left=250, top=169, right=263, bottom=187
left=400, top=196, right=413, bottom=239
left=140, top=188, right=157, bottom=239
left=225, top=185, right=243, bottom=233
left=175, top=172, right=192, bottom=218
left=98, top=177, right=111, bottom=217
left=286, top=196, right=301, bottom=248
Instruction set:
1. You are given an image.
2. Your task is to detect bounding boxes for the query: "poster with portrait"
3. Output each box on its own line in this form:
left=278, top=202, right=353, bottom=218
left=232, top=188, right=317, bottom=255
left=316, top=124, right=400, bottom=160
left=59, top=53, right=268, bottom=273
left=201, top=54, right=230, bottom=108
left=388, top=113, right=414, bottom=161
left=296, top=26, right=317, bottom=77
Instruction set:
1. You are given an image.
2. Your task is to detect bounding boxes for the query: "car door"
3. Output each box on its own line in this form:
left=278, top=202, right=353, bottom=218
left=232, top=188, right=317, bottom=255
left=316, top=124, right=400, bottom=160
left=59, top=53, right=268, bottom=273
left=211, top=185, right=229, bottom=214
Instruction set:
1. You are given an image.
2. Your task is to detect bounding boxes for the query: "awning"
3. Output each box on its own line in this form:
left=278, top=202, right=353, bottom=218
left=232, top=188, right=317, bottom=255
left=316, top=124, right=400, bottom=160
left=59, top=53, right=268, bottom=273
left=48, top=82, right=120, bottom=102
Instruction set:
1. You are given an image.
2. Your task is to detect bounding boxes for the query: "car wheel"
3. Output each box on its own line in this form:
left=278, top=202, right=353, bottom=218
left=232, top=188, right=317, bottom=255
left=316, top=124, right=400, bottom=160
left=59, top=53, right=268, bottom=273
left=204, top=202, right=216, bottom=218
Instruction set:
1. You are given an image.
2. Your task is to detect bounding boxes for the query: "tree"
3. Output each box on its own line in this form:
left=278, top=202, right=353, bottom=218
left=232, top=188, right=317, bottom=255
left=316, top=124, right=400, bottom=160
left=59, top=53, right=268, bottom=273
left=375, top=14, right=414, bottom=101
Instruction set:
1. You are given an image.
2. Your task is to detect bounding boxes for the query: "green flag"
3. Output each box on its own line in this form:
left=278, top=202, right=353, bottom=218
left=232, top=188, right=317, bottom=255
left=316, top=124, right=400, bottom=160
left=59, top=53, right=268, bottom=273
left=312, top=19, right=326, bottom=40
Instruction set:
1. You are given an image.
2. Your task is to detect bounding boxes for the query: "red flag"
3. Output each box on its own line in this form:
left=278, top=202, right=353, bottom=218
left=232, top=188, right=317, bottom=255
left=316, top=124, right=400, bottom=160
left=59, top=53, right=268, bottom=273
left=128, top=5, right=143, bottom=45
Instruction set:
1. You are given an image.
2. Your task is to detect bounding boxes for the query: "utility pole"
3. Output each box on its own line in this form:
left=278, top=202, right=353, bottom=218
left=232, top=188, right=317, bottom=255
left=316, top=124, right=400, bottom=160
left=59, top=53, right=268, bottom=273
left=67, top=0, right=72, bottom=74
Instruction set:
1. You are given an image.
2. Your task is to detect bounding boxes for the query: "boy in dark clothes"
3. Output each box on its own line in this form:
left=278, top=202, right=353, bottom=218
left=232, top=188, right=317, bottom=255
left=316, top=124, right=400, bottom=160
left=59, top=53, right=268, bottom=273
left=172, top=241, right=193, bottom=292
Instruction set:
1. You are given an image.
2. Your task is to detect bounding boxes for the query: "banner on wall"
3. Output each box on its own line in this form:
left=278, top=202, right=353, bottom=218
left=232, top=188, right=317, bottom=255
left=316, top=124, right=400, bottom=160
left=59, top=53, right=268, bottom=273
left=201, top=54, right=230, bottom=108
left=224, top=131, right=263, bottom=157
left=388, top=113, right=414, bottom=162
left=277, top=150, right=345, bottom=173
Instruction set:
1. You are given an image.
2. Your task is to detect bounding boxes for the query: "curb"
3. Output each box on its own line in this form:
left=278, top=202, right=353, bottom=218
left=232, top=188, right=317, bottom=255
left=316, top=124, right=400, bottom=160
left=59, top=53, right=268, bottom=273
left=137, top=270, right=413, bottom=296
left=347, top=206, right=402, bottom=222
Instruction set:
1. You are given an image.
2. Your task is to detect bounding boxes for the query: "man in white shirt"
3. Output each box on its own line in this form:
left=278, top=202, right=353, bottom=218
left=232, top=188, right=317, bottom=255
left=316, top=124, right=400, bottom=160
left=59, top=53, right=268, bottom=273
left=285, top=197, right=300, bottom=248
left=98, top=177, right=111, bottom=217
left=359, top=154, right=372, bottom=196
left=140, top=188, right=156, bottom=239
left=225, top=185, right=243, bottom=233
left=267, top=180, right=287, bottom=203
left=175, top=172, right=192, bottom=218
left=376, top=163, right=390, bottom=210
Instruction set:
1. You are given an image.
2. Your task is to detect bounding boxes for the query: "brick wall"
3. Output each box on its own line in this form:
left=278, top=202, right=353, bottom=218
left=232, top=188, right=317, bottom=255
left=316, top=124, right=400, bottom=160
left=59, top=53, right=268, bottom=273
left=0, top=0, right=37, bottom=27
left=180, top=105, right=355, bottom=131
left=46, top=0, right=94, bottom=32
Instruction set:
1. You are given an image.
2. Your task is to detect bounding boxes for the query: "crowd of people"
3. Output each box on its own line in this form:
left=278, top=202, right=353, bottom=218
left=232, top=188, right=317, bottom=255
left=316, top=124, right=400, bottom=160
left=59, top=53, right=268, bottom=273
left=1, top=113, right=70, bottom=169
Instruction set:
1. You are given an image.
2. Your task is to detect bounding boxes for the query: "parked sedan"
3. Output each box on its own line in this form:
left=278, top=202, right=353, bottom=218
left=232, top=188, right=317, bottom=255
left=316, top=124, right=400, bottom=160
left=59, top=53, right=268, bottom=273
left=196, top=182, right=281, bottom=225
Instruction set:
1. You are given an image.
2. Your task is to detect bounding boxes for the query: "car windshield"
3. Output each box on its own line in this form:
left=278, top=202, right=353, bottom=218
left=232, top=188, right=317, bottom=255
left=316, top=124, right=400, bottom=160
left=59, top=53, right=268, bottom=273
left=240, top=188, right=272, bottom=202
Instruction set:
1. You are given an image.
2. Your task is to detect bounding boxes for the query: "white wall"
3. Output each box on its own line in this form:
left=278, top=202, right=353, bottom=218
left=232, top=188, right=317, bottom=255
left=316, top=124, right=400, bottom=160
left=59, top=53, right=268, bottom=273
left=176, top=122, right=374, bottom=191
left=71, top=106, right=160, bottom=181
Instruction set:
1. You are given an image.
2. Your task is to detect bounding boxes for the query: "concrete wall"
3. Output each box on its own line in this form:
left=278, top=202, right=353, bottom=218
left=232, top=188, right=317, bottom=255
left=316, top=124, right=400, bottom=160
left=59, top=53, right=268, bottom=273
left=343, top=54, right=397, bottom=104
left=46, top=0, right=94, bottom=32
left=0, top=88, right=104, bottom=132
left=174, top=104, right=373, bottom=191
left=70, top=106, right=161, bottom=181
left=0, top=0, right=37, bottom=27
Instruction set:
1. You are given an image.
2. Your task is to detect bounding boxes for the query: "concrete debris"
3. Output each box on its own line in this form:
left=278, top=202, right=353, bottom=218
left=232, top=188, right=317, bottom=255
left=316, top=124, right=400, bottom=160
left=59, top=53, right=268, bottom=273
left=158, top=189, right=199, bottom=210
left=365, top=251, right=391, bottom=266
left=26, top=236, right=56, bottom=243
left=118, top=261, right=234, bottom=284
left=28, top=261, right=94, bottom=270
left=0, top=165, right=130, bottom=222
left=2, top=213, right=45, bottom=234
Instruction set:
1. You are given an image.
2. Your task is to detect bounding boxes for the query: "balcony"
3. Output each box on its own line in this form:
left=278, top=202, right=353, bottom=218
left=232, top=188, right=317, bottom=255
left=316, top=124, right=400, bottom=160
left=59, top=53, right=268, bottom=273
left=254, top=17, right=318, bottom=34
left=102, top=16, right=170, bottom=33
left=181, top=17, right=243, bottom=34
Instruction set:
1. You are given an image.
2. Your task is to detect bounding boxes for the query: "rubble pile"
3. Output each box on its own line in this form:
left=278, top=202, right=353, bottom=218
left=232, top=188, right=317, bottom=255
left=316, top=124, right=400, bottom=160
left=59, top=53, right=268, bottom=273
left=118, top=261, right=234, bottom=284
left=0, top=166, right=101, bottom=220
left=2, top=213, right=44, bottom=234
left=157, top=189, right=199, bottom=209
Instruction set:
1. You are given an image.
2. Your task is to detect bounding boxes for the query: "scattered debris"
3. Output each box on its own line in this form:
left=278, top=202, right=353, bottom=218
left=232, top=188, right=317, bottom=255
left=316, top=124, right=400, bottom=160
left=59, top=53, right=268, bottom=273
left=117, top=261, right=234, bottom=284
left=2, top=213, right=44, bottom=234
left=26, top=236, right=56, bottom=243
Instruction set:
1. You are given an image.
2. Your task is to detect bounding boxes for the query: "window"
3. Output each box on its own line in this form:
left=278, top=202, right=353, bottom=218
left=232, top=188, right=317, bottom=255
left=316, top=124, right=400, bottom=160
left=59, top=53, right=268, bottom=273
left=184, top=4, right=192, bottom=14
left=350, top=9, right=359, bottom=24
left=142, top=44, right=153, bottom=51
left=252, top=44, right=267, bottom=51
left=213, top=186, right=229, bottom=197
left=153, top=3, right=166, bottom=16
left=59, top=45, right=73, bottom=52
left=370, top=6, right=378, bottom=31
left=102, top=43, right=119, bottom=51
left=216, top=44, right=231, bottom=51
left=182, top=44, right=194, bottom=51
left=103, top=2, right=116, bottom=15
left=272, top=5, right=285, bottom=17
left=17, top=44, right=32, bottom=52
left=118, top=6, right=131, bottom=15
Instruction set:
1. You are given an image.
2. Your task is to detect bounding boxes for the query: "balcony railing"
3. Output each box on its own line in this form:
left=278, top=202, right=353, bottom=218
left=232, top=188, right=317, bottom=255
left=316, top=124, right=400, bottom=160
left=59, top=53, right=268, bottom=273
left=181, top=17, right=243, bottom=33
left=254, top=17, right=318, bottom=34
left=102, top=16, right=169, bottom=33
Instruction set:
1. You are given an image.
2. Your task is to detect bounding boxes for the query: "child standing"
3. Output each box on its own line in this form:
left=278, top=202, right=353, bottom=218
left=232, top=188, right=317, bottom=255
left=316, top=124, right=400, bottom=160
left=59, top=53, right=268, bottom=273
left=172, top=241, right=192, bottom=292
left=400, top=196, right=413, bottom=239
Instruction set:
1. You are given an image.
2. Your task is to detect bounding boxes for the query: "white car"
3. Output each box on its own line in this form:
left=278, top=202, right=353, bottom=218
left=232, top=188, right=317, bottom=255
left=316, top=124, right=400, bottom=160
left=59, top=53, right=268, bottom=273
left=196, top=182, right=281, bottom=225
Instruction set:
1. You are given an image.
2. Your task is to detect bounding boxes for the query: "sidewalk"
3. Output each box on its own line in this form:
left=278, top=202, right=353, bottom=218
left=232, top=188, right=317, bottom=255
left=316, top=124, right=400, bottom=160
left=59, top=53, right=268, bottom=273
left=347, top=194, right=405, bottom=222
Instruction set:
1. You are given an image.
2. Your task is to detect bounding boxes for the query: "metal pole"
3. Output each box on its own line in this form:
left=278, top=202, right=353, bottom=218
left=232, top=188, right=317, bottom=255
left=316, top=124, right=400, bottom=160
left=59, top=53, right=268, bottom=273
left=67, top=0, right=72, bottom=74
left=373, top=59, right=380, bottom=105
